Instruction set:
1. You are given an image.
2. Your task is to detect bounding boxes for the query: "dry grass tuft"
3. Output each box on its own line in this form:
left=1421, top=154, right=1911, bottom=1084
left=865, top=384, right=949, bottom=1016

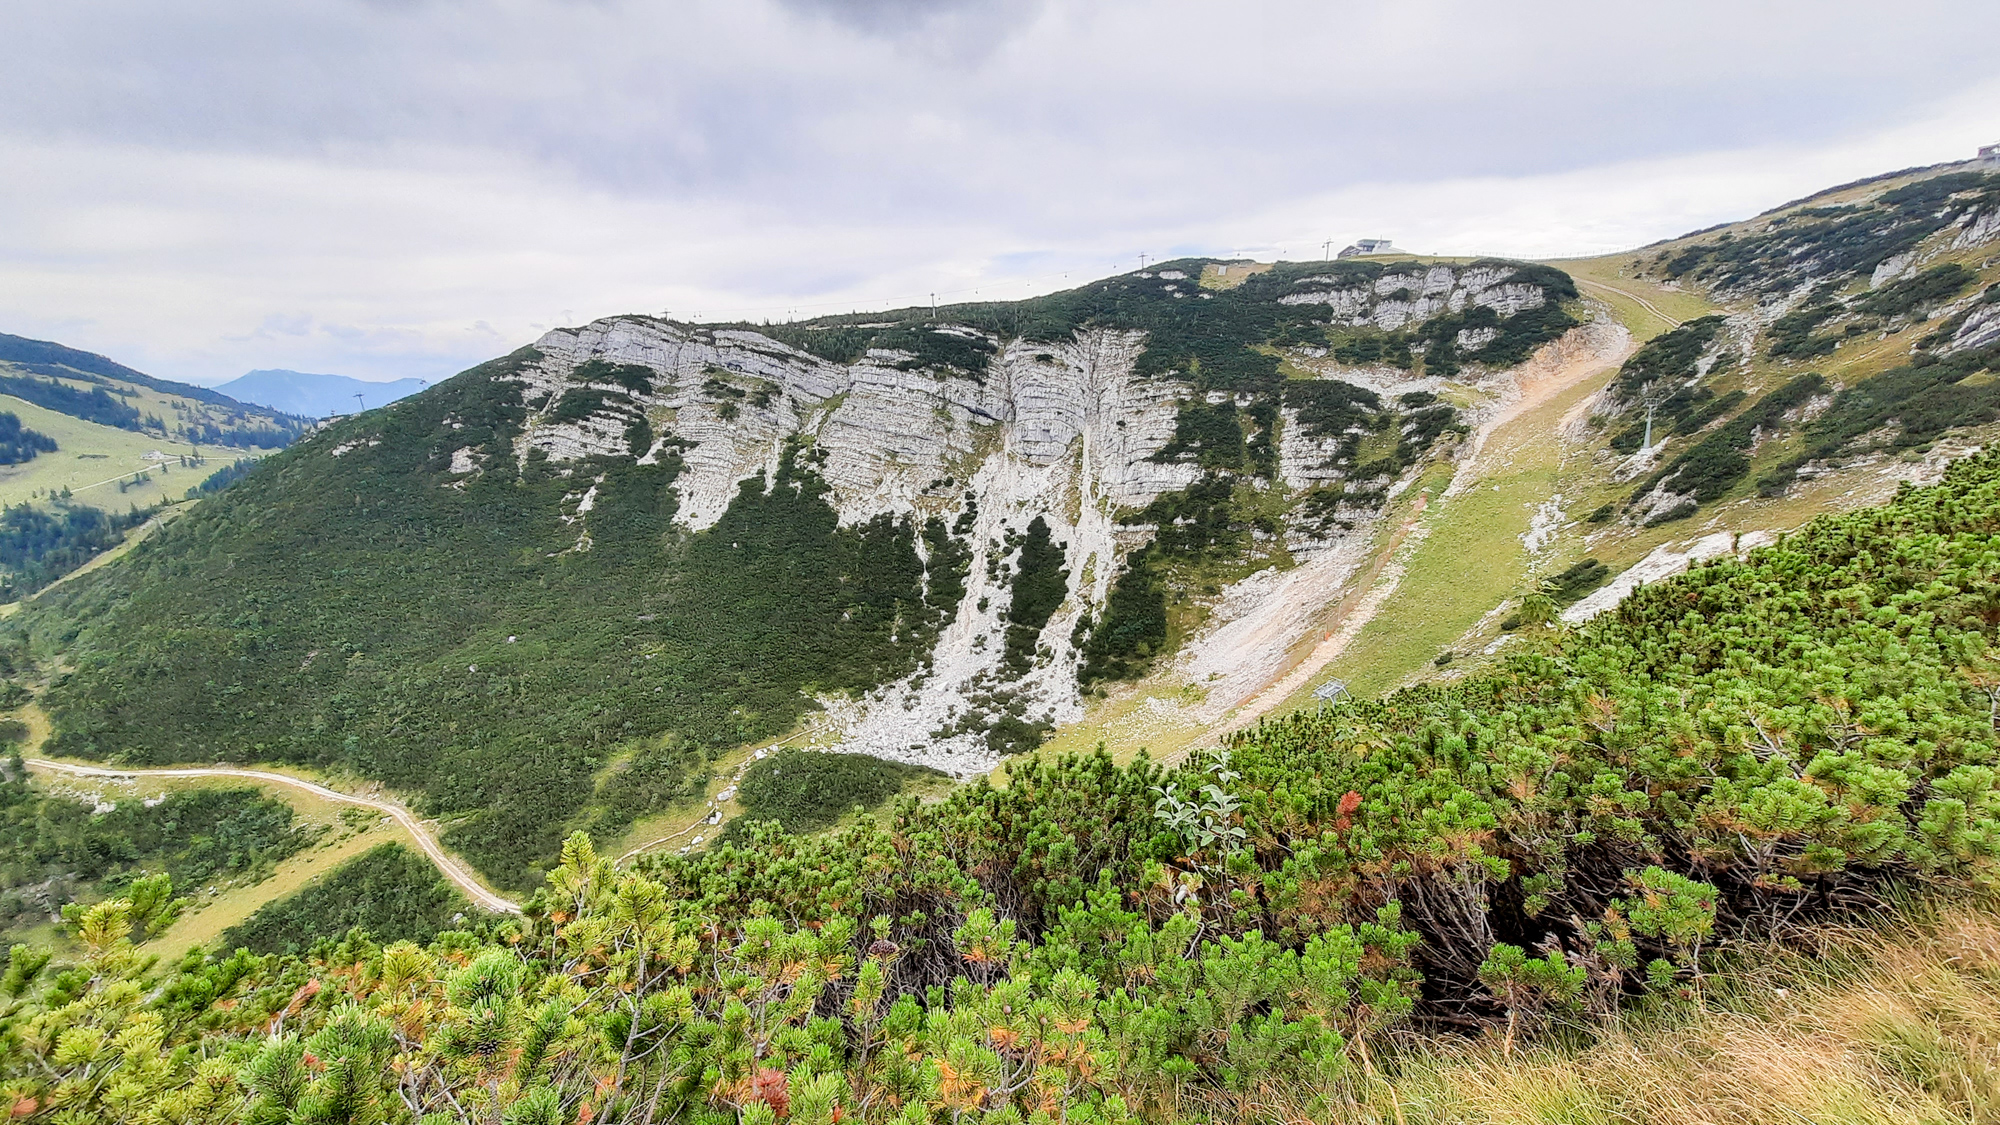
left=1274, top=894, right=2000, bottom=1124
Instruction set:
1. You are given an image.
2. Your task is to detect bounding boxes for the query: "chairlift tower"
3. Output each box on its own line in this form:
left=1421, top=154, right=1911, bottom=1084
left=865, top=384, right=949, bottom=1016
left=1312, top=679, right=1350, bottom=705
left=1637, top=381, right=1661, bottom=456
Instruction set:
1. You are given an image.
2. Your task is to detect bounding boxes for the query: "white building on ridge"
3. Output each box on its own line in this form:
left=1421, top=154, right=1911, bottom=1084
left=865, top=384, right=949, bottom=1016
left=1337, top=238, right=1402, bottom=258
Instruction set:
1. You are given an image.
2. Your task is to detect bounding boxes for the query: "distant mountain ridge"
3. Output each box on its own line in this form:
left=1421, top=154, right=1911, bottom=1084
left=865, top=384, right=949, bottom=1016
left=0, top=333, right=306, bottom=452
left=0, top=333, right=292, bottom=415
left=216, top=369, right=427, bottom=418
left=0, top=332, right=307, bottom=600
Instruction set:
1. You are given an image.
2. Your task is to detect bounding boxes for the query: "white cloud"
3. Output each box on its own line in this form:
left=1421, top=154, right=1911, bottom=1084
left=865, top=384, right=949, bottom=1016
left=1230, top=78, right=2000, bottom=262
left=0, top=0, right=1995, bottom=383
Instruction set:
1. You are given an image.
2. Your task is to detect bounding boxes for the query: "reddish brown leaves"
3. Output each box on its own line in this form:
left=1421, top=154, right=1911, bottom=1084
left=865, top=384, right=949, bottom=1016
left=1334, top=790, right=1362, bottom=833
left=751, top=1067, right=790, bottom=1118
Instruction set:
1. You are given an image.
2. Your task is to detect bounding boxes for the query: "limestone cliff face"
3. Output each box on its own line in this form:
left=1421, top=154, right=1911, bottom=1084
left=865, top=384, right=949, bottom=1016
left=504, top=319, right=1195, bottom=533
left=452, top=316, right=1211, bottom=770
left=1951, top=206, right=2000, bottom=253
left=1948, top=302, right=2000, bottom=354
left=432, top=258, right=1563, bottom=772
left=1279, top=263, right=1548, bottom=345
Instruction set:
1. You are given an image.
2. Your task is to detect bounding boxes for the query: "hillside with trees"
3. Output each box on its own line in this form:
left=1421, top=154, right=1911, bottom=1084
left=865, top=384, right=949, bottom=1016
left=0, top=335, right=305, bottom=601
left=10, top=159, right=2000, bottom=893
left=0, top=334, right=307, bottom=450
left=1582, top=167, right=2000, bottom=530
left=5, top=258, right=1581, bottom=888
left=4, top=446, right=2000, bottom=1121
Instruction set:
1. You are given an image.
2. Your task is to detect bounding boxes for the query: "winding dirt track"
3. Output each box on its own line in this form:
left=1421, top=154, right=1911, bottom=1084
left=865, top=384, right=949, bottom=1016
left=24, top=757, right=521, bottom=914
left=1575, top=278, right=1685, bottom=329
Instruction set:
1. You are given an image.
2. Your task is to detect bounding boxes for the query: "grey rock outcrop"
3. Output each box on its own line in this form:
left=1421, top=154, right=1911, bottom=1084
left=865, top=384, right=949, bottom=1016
left=476, top=278, right=1560, bottom=771
left=512, top=319, right=1197, bottom=533
left=486, top=316, right=1222, bottom=770
left=1279, top=264, right=1548, bottom=330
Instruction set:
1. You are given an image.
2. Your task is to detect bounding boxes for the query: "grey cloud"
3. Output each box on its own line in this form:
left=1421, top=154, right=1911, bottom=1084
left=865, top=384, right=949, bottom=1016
left=775, top=0, right=1035, bottom=31
left=12, top=0, right=1993, bottom=215
left=10, top=5, right=1991, bottom=174
left=2, top=0, right=1998, bottom=383
left=771, top=0, right=1047, bottom=63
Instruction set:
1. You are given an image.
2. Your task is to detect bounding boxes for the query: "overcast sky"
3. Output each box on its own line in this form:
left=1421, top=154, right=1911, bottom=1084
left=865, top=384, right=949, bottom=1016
left=3, top=0, right=1997, bottom=385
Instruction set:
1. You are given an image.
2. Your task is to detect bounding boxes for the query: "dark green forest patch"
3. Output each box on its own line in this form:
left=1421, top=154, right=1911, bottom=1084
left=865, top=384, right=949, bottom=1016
left=727, top=748, right=944, bottom=836
left=1612, top=316, right=1727, bottom=396
left=1857, top=262, right=1976, bottom=320
left=220, top=842, right=468, bottom=955
left=0, top=502, right=156, bottom=601
left=1283, top=382, right=1464, bottom=486
left=0, top=772, right=317, bottom=939
left=1077, top=545, right=1169, bottom=687
left=187, top=457, right=257, bottom=497
left=1543, top=557, right=1611, bottom=605
left=0, top=375, right=142, bottom=430
left=1001, top=516, right=1068, bottom=676
left=0, top=413, right=57, bottom=466
left=1601, top=317, right=1741, bottom=454
left=1628, top=374, right=1827, bottom=516
left=1759, top=342, right=2000, bottom=495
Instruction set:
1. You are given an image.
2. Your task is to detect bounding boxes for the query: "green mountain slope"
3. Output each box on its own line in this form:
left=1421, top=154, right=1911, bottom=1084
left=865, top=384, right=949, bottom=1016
left=0, top=336, right=309, bottom=601
left=21, top=353, right=959, bottom=888
left=0, top=778, right=317, bottom=941
left=1579, top=166, right=2000, bottom=527
left=7, top=160, right=2000, bottom=1121
left=0, top=333, right=307, bottom=449
left=10, top=259, right=1583, bottom=887
left=5, top=442, right=2000, bottom=1123
left=1328, top=160, right=2000, bottom=712
left=14, top=162, right=2000, bottom=898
